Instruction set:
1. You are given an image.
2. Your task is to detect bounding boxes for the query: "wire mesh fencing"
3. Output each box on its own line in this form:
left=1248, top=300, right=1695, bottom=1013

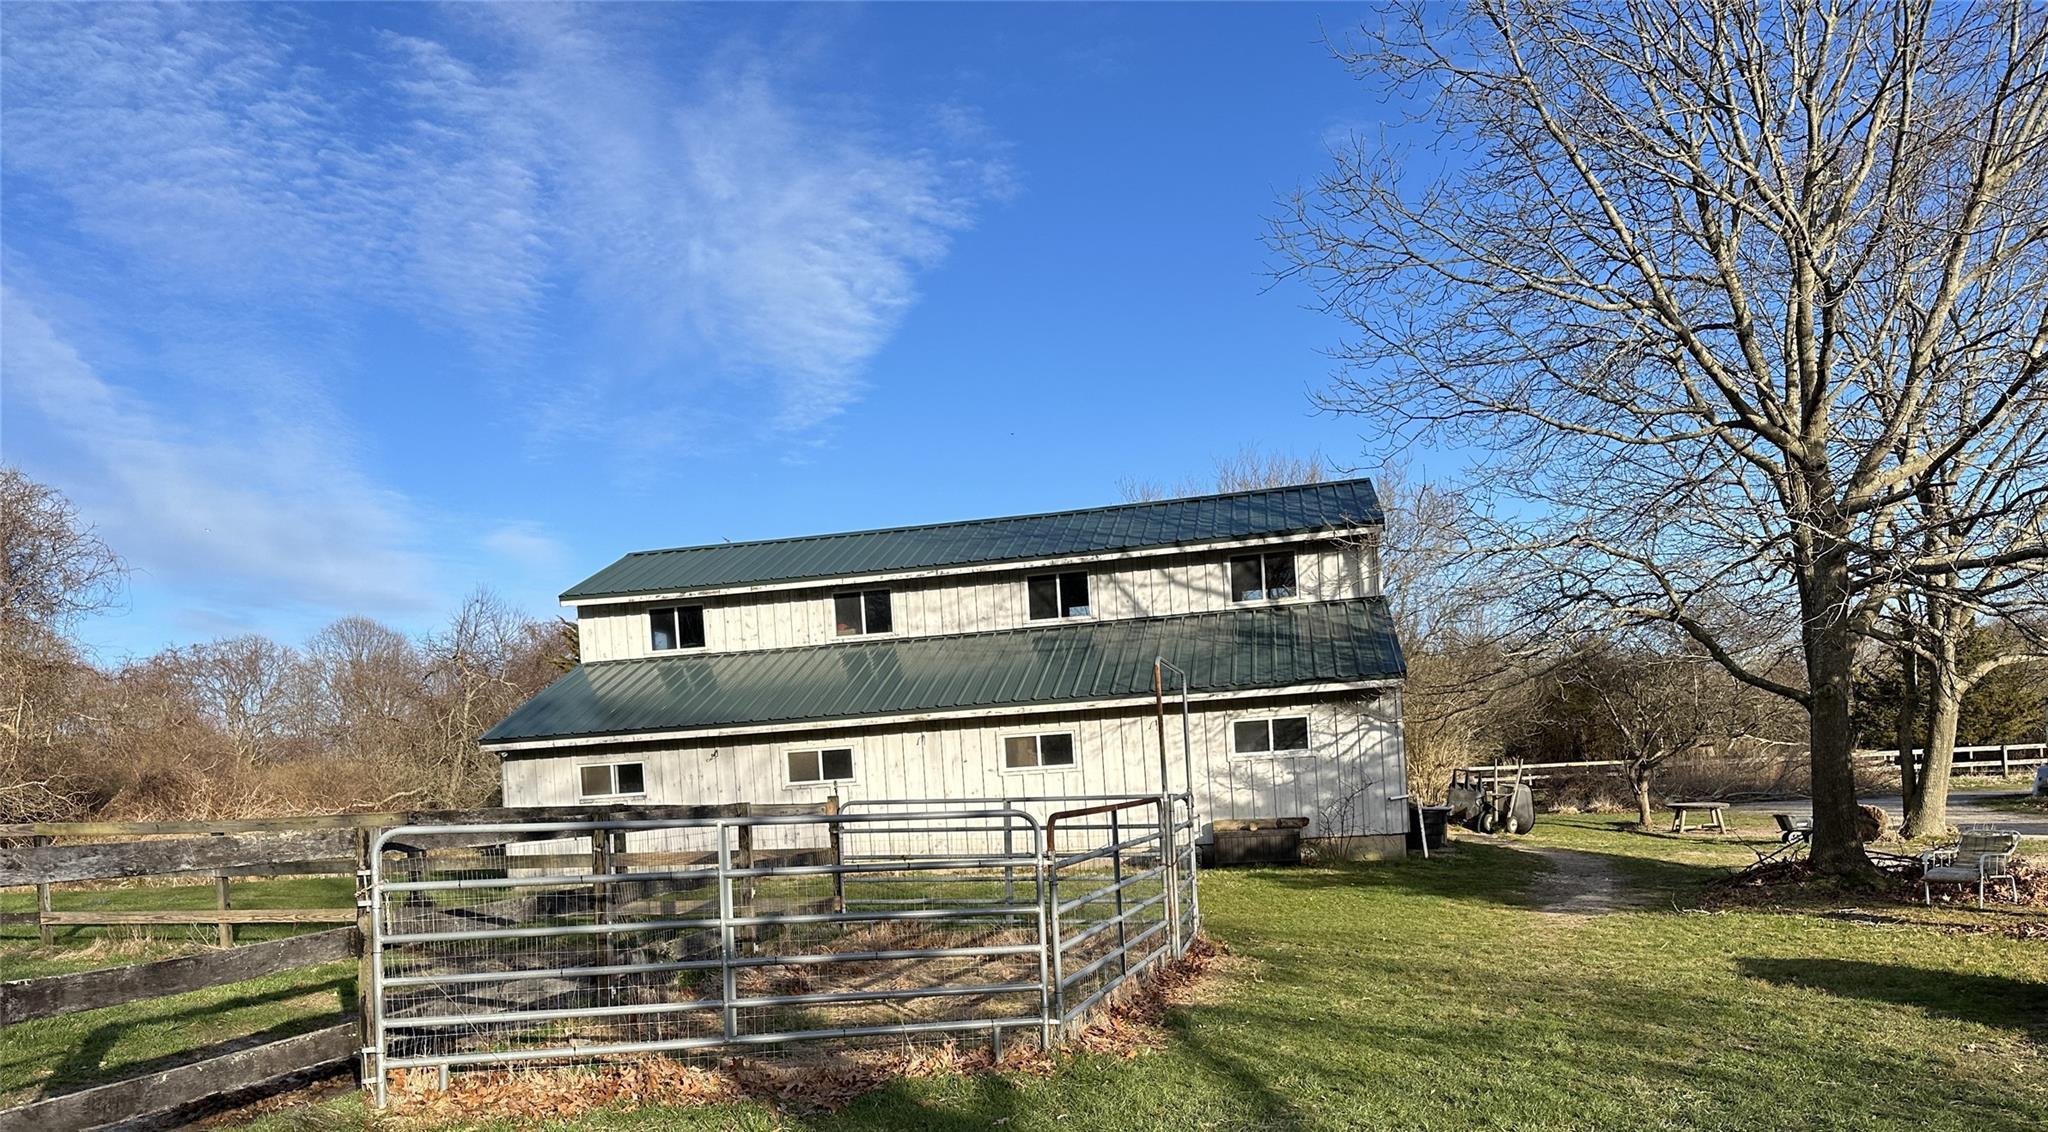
left=364, top=798, right=1198, bottom=1104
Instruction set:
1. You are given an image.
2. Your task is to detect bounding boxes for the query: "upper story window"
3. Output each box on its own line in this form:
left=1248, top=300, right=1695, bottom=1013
left=834, top=589, right=893, bottom=636
left=1229, top=552, right=1297, bottom=602
left=1028, top=571, right=1091, bottom=620
left=579, top=761, right=646, bottom=798
left=1232, top=715, right=1311, bottom=757
left=1003, top=731, right=1076, bottom=770
left=787, top=746, right=856, bottom=785
left=649, top=606, right=706, bottom=651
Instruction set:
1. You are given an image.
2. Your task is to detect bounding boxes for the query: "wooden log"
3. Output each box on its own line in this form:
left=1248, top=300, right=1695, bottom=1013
left=0, top=926, right=357, bottom=1025
left=40, top=909, right=355, bottom=926
left=0, top=1020, right=357, bottom=1132
left=0, top=816, right=398, bottom=839
left=0, top=831, right=357, bottom=887
left=0, top=800, right=832, bottom=841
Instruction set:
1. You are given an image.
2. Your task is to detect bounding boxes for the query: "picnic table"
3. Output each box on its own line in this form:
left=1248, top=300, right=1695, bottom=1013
left=1668, top=801, right=1728, bottom=834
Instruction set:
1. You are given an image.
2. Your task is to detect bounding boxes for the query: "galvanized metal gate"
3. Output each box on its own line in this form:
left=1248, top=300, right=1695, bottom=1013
left=362, top=796, right=1198, bottom=1103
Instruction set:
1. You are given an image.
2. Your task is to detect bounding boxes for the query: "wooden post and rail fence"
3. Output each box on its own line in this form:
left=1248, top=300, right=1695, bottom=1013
left=0, top=800, right=834, bottom=1131
left=1456, top=742, right=2048, bottom=790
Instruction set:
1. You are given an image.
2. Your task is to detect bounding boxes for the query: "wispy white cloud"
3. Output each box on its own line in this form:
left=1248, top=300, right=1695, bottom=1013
left=0, top=284, right=436, bottom=615
left=1, top=3, right=1007, bottom=426
left=480, top=522, right=568, bottom=575
left=0, top=4, right=1007, bottom=645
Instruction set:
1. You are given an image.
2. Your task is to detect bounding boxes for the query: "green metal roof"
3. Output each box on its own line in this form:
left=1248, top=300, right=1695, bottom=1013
left=483, top=598, right=1404, bottom=745
left=562, top=478, right=1382, bottom=601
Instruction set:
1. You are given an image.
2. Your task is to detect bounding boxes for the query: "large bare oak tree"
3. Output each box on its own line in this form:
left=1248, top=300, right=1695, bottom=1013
left=1276, top=1, right=2048, bottom=874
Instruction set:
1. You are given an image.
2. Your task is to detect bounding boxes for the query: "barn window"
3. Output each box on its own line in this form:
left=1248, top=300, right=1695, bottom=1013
left=787, top=747, right=856, bottom=785
left=1003, top=732, right=1077, bottom=770
left=1231, top=715, right=1311, bottom=756
left=578, top=761, right=646, bottom=798
left=833, top=590, right=893, bottom=636
left=649, top=606, right=706, bottom=651
left=1027, top=572, right=1091, bottom=619
left=1229, top=552, right=1297, bottom=602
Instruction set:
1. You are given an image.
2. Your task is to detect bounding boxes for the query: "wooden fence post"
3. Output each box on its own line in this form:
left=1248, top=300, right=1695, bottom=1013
left=215, top=870, right=234, bottom=948
left=2000, top=744, right=2011, bottom=776
left=593, top=829, right=615, bottom=1003
left=353, top=828, right=376, bottom=1090
left=34, top=835, right=53, bottom=947
left=736, top=804, right=757, bottom=945
left=825, top=795, right=844, bottom=914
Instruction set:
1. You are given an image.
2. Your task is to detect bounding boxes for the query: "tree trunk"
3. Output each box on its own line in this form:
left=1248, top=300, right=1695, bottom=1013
left=1894, top=646, right=1920, bottom=802
left=1903, top=661, right=1962, bottom=838
left=1801, top=545, right=1876, bottom=877
left=1632, top=769, right=1654, bottom=829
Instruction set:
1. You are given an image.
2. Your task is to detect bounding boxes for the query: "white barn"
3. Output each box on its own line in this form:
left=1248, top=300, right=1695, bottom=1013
left=485, top=479, right=1412, bottom=856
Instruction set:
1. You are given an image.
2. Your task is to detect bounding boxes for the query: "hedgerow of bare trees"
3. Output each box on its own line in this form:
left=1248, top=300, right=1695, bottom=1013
left=0, top=467, right=574, bottom=822
left=1277, top=1, right=2048, bottom=875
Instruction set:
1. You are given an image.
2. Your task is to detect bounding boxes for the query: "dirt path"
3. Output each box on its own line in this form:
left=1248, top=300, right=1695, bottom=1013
left=1514, top=842, right=1639, bottom=917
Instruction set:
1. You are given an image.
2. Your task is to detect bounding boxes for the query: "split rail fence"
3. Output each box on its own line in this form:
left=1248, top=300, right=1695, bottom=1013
left=1460, top=742, right=2048, bottom=791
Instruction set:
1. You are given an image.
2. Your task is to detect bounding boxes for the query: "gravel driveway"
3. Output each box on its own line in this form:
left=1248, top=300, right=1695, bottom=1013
left=1729, top=789, right=2048, bottom=838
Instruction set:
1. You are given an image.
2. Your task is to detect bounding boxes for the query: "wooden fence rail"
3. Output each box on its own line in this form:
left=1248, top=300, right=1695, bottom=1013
left=0, top=1021, right=359, bottom=1132
left=0, top=927, right=358, bottom=1026
left=1458, top=743, right=2048, bottom=788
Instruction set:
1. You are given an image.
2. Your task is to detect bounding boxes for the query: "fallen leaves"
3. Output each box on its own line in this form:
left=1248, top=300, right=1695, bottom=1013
left=380, top=937, right=1234, bottom=1121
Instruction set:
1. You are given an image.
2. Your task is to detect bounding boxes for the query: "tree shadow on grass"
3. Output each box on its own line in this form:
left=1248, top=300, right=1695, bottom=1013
left=1225, top=841, right=1548, bottom=910
left=1738, top=957, right=2048, bottom=1041
left=28, top=974, right=354, bottom=1100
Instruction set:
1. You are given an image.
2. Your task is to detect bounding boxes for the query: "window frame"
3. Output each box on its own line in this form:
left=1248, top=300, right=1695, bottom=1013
left=1229, top=714, right=1314, bottom=759
left=1026, top=571, right=1093, bottom=621
left=1227, top=551, right=1299, bottom=603
left=999, top=730, right=1079, bottom=774
left=783, top=745, right=859, bottom=788
left=576, top=760, right=649, bottom=799
left=648, top=604, right=707, bottom=652
left=832, top=589, right=895, bottom=637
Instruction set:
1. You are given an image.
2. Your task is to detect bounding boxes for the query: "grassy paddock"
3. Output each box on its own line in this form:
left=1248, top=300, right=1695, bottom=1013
left=199, top=813, right=2046, bottom=1132
left=0, top=874, right=358, bottom=1108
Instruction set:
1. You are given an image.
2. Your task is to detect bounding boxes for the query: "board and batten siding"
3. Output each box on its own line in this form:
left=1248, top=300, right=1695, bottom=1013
left=575, top=541, right=1377, bottom=662
left=498, top=691, right=1407, bottom=849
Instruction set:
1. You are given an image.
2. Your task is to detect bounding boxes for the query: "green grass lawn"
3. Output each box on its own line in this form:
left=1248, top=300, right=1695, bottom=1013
left=0, top=875, right=358, bottom=1107
left=178, top=813, right=2039, bottom=1132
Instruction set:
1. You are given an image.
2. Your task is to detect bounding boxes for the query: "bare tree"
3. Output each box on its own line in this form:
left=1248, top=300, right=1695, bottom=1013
left=0, top=468, right=125, bottom=819
left=1118, top=447, right=1329, bottom=502
left=1276, top=2, right=2048, bottom=875
left=1563, top=641, right=1755, bottom=828
left=1874, top=456, right=2048, bottom=834
left=169, top=635, right=310, bottom=769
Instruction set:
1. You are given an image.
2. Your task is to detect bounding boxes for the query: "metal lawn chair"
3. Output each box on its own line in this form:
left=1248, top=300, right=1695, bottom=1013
left=1745, top=813, right=1813, bottom=867
left=1920, top=830, right=2022, bottom=909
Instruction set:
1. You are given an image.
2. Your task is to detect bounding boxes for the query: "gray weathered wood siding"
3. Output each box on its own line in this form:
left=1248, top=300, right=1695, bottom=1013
left=498, top=690, right=1406, bottom=844
left=575, top=541, right=1377, bottom=662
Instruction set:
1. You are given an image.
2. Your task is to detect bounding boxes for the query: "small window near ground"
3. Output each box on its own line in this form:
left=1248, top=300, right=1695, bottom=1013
left=1003, top=732, right=1077, bottom=770
left=1232, top=716, right=1311, bottom=756
left=787, top=747, right=856, bottom=785
left=579, top=761, right=647, bottom=798
left=649, top=606, right=706, bottom=651
left=1229, top=552, right=1298, bottom=602
left=1027, top=571, right=1091, bottom=620
left=834, top=590, right=893, bottom=636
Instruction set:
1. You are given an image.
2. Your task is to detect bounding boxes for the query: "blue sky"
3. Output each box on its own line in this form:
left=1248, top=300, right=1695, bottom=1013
left=1, top=2, right=1423, bottom=660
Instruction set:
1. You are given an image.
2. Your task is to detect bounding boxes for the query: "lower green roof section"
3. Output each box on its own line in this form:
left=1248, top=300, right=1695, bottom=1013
left=482, top=598, right=1405, bottom=745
